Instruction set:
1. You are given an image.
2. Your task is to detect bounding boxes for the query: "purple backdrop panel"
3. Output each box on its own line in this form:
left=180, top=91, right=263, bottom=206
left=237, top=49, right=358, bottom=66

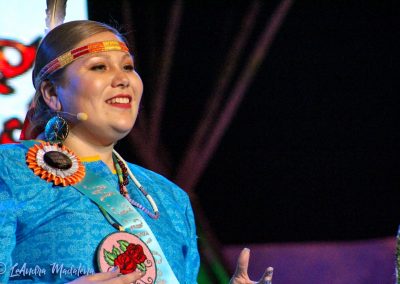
left=223, top=237, right=396, bottom=284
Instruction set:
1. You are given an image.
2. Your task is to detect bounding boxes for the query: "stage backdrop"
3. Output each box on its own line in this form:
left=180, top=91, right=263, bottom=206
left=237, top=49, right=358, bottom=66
left=0, top=0, right=87, bottom=143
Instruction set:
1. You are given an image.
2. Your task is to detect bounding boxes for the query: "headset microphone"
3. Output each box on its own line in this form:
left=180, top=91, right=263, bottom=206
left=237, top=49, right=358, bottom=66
left=76, top=112, right=88, bottom=121
left=58, top=111, right=88, bottom=121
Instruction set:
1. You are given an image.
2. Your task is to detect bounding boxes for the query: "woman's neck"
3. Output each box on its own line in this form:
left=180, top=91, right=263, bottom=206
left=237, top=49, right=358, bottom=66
left=63, top=134, right=116, bottom=171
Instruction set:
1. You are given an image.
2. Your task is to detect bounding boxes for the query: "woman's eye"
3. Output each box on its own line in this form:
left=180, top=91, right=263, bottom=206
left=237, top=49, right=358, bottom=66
left=90, top=64, right=106, bottom=71
left=123, top=64, right=134, bottom=71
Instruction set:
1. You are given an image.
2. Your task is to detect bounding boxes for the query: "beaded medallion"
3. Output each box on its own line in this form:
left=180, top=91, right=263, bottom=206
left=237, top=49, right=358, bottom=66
left=97, top=231, right=157, bottom=281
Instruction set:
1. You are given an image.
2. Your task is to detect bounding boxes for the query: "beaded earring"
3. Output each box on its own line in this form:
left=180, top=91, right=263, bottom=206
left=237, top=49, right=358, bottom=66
left=44, top=114, right=69, bottom=144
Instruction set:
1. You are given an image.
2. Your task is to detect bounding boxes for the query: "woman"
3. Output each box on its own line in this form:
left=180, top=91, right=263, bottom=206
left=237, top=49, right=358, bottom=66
left=0, top=20, right=272, bottom=283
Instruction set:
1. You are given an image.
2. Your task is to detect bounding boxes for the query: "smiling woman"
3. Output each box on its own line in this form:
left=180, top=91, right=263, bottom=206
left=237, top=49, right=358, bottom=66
left=0, top=20, right=199, bottom=283
left=0, top=20, right=272, bottom=284
left=42, top=33, right=143, bottom=150
left=27, top=23, right=143, bottom=152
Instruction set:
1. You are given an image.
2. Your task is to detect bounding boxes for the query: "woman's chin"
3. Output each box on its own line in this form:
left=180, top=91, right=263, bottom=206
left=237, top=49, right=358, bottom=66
left=111, top=125, right=134, bottom=139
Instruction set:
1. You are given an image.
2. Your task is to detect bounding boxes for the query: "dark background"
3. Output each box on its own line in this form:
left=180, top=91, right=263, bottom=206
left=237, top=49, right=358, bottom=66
left=89, top=0, right=400, bottom=244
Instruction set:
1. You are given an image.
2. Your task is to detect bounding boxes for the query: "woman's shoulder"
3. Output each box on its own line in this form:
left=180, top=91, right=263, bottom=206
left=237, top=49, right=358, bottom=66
left=0, top=143, right=30, bottom=186
left=0, top=142, right=27, bottom=157
left=126, top=162, right=189, bottom=199
left=0, top=142, right=35, bottom=178
left=127, top=162, right=179, bottom=188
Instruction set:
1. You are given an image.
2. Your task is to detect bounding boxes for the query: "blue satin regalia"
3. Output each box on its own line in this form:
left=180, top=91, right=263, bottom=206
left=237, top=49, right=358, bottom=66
left=0, top=142, right=200, bottom=283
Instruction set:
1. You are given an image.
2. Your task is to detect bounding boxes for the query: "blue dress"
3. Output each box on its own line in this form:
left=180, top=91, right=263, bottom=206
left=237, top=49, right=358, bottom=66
left=0, top=142, right=200, bottom=283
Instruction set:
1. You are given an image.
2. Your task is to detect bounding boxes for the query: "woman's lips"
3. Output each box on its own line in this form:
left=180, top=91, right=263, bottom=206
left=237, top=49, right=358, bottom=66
left=106, top=95, right=132, bottom=109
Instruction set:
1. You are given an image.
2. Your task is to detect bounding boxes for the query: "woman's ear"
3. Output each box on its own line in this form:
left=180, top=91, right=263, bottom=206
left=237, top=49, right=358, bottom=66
left=41, top=80, right=62, bottom=111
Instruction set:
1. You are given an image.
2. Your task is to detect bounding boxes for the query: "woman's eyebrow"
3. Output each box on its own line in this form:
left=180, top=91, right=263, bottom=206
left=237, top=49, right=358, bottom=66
left=79, top=52, right=134, bottom=64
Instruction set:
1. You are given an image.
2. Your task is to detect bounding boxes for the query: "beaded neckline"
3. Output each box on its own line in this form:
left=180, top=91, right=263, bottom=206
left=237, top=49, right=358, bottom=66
left=112, top=150, right=160, bottom=220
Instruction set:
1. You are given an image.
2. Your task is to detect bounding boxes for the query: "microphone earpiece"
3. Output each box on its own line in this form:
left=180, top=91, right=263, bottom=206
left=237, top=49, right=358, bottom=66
left=58, top=111, right=88, bottom=121
left=77, top=112, right=88, bottom=121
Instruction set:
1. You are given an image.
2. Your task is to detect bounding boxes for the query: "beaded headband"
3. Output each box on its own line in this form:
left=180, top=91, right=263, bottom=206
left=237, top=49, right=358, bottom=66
left=34, top=40, right=129, bottom=89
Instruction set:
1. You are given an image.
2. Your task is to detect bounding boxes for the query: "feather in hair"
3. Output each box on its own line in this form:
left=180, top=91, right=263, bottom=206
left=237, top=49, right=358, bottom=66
left=45, top=0, right=68, bottom=33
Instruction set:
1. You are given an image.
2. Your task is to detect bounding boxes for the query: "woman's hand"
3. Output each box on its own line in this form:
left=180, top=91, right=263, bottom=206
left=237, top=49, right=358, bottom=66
left=230, top=248, right=273, bottom=284
left=68, top=266, right=144, bottom=284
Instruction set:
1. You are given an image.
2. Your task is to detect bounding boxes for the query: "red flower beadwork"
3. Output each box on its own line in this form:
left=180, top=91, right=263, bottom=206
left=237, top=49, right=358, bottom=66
left=113, top=244, right=147, bottom=274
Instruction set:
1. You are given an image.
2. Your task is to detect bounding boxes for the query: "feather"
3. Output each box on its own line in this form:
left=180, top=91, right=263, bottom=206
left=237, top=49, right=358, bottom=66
left=45, top=0, right=68, bottom=33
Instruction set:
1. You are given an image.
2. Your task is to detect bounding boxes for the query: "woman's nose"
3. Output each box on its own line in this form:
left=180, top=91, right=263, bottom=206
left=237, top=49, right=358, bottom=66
left=111, top=68, right=130, bottom=88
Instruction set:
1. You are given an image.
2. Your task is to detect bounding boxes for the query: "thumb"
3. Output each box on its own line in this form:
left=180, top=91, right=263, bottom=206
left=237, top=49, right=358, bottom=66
left=233, top=248, right=251, bottom=278
left=88, top=266, right=121, bottom=281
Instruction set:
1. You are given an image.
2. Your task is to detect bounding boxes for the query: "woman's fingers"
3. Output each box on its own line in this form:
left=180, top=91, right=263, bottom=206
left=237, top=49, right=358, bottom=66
left=68, top=266, right=145, bottom=284
left=68, top=267, right=120, bottom=283
left=258, top=267, right=273, bottom=284
left=110, top=270, right=145, bottom=283
left=68, top=266, right=122, bottom=283
left=233, top=248, right=251, bottom=278
left=86, top=267, right=120, bottom=281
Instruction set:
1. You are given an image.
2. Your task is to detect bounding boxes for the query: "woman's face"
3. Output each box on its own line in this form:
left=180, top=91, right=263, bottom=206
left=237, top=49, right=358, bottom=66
left=55, top=31, right=143, bottom=146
